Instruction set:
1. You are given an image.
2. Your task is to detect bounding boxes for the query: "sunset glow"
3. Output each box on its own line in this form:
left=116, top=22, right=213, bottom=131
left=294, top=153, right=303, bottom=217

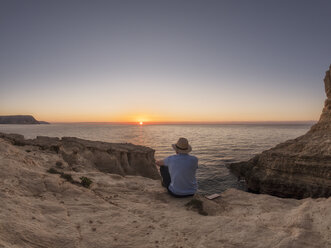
left=0, top=1, right=329, bottom=123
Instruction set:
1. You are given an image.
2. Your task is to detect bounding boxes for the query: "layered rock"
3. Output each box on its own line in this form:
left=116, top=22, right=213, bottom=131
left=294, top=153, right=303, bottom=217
left=0, top=115, right=49, bottom=124
left=0, top=138, right=330, bottom=247
left=0, top=132, right=160, bottom=180
left=229, top=65, right=331, bottom=199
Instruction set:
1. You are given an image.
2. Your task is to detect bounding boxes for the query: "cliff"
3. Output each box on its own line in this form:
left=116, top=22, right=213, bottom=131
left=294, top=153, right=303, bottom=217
left=0, top=115, right=49, bottom=124
left=0, top=132, right=160, bottom=180
left=0, top=136, right=330, bottom=247
left=229, top=65, right=331, bottom=199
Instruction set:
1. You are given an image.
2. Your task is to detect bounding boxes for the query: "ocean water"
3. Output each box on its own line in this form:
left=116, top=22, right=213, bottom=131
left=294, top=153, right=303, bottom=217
left=0, top=123, right=312, bottom=194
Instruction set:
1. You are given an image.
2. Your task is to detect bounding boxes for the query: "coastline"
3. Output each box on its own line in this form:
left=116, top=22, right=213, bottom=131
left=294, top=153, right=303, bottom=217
left=228, top=65, right=331, bottom=199
left=0, top=133, right=330, bottom=247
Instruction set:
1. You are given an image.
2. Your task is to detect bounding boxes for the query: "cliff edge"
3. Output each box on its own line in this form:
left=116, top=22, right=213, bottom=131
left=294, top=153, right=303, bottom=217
left=0, top=132, right=160, bottom=180
left=0, top=137, right=330, bottom=247
left=229, top=65, right=331, bottom=199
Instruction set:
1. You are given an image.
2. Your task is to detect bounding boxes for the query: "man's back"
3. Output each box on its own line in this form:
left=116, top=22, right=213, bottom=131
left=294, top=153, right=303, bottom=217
left=164, top=154, right=198, bottom=195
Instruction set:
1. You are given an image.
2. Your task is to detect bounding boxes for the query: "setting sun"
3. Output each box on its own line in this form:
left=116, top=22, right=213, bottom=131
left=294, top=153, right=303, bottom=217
left=139, top=121, right=143, bottom=125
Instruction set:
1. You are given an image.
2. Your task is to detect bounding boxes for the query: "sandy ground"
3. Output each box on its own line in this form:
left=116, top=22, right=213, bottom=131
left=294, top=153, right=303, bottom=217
left=0, top=138, right=330, bottom=248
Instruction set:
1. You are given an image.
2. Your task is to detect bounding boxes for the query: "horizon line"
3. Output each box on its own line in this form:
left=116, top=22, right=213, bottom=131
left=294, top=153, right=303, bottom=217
left=48, top=120, right=317, bottom=125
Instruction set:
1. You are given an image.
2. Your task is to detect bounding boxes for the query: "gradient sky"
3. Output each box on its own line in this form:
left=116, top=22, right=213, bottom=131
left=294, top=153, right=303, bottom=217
left=1, top=0, right=330, bottom=123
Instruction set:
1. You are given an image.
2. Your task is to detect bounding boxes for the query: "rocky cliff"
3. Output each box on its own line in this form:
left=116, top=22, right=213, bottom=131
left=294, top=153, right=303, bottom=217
left=0, top=132, right=160, bottom=180
left=0, top=115, right=49, bottom=124
left=0, top=136, right=330, bottom=247
left=229, top=65, right=331, bottom=199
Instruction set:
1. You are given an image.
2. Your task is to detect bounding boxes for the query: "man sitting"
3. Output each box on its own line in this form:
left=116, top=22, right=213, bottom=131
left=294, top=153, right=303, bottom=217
left=156, top=137, right=198, bottom=197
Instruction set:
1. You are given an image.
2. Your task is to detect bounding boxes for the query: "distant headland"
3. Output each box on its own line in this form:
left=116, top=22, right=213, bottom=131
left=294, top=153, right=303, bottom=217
left=0, top=115, right=49, bottom=124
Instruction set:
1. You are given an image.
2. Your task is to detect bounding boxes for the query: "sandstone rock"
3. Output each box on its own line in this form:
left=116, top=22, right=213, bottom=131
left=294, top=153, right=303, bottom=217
left=229, top=65, right=331, bottom=199
left=0, top=138, right=330, bottom=247
left=0, top=132, right=160, bottom=180
left=325, top=64, right=331, bottom=98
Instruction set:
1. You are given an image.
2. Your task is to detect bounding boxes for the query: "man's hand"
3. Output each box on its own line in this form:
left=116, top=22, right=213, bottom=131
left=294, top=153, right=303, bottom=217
left=155, top=160, right=164, bottom=167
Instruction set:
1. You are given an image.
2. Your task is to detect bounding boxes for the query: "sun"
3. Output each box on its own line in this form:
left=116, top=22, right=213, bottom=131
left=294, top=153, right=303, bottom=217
left=139, top=121, right=143, bottom=125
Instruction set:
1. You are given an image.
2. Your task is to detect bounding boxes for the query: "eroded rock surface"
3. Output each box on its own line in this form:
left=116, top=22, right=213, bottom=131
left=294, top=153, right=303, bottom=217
left=0, top=138, right=330, bottom=248
left=0, top=132, right=160, bottom=180
left=229, top=65, right=331, bottom=199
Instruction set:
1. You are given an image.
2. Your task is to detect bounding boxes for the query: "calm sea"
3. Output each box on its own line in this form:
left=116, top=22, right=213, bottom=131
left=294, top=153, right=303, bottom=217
left=0, top=123, right=312, bottom=194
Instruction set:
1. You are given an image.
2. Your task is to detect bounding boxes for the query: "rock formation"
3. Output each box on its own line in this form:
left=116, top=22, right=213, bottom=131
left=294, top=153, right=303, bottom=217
left=0, top=136, right=330, bottom=247
left=0, top=132, right=160, bottom=180
left=229, top=65, right=331, bottom=199
left=0, top=115, right=49, bottom=124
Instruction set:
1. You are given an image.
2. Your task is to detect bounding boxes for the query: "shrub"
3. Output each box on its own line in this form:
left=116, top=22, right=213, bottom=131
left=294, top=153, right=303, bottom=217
left=55, top=161, right=63, bottom=167
left=47, top=168, right=61, bottom=174
left=80, top=176, right=93, bottom=188
left=47, top=168, right=92, bottom=189
left=60, top=173, right=74, bottom=183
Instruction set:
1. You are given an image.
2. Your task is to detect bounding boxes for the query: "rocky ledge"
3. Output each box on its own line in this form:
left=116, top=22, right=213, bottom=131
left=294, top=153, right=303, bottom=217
left=0, top=132, right=160, bottom=180
left=1, top=136, right=330, bottom=247
left=229, top=65, right=331, bottom=199
left=0, top=115, right=49, bottom=124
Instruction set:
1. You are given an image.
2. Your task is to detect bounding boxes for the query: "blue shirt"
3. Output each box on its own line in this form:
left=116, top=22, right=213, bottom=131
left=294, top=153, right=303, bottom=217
left=164, top=154, right=198, bottom=195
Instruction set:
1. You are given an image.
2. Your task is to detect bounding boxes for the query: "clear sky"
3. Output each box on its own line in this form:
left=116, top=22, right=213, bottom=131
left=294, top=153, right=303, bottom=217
left=0, top=0, right=330, bottom=123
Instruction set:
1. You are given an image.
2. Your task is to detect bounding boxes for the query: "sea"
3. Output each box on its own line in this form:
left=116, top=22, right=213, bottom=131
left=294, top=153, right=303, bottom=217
left=0, top=123, right=312, bottom=194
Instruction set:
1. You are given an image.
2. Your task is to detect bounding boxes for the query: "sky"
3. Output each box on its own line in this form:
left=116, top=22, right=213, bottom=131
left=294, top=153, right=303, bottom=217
left=0, top=0, right=330, bottom=123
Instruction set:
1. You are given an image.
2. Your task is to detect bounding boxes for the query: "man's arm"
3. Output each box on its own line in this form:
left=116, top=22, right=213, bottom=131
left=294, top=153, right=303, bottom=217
left=155, top=159, right=165, bottom=167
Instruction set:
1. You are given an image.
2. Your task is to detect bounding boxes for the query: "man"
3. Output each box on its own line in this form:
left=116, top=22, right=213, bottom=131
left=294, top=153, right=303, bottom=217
left=156, top=137, right=198, bottom=197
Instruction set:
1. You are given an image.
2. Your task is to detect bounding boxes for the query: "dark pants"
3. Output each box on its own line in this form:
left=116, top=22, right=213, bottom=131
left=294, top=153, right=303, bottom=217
left=159, top=166, right=194, bottom=198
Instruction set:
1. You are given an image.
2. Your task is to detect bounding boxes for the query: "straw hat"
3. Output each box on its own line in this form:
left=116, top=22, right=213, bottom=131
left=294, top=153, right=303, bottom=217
left=172, top=137, right=192, bottom=154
